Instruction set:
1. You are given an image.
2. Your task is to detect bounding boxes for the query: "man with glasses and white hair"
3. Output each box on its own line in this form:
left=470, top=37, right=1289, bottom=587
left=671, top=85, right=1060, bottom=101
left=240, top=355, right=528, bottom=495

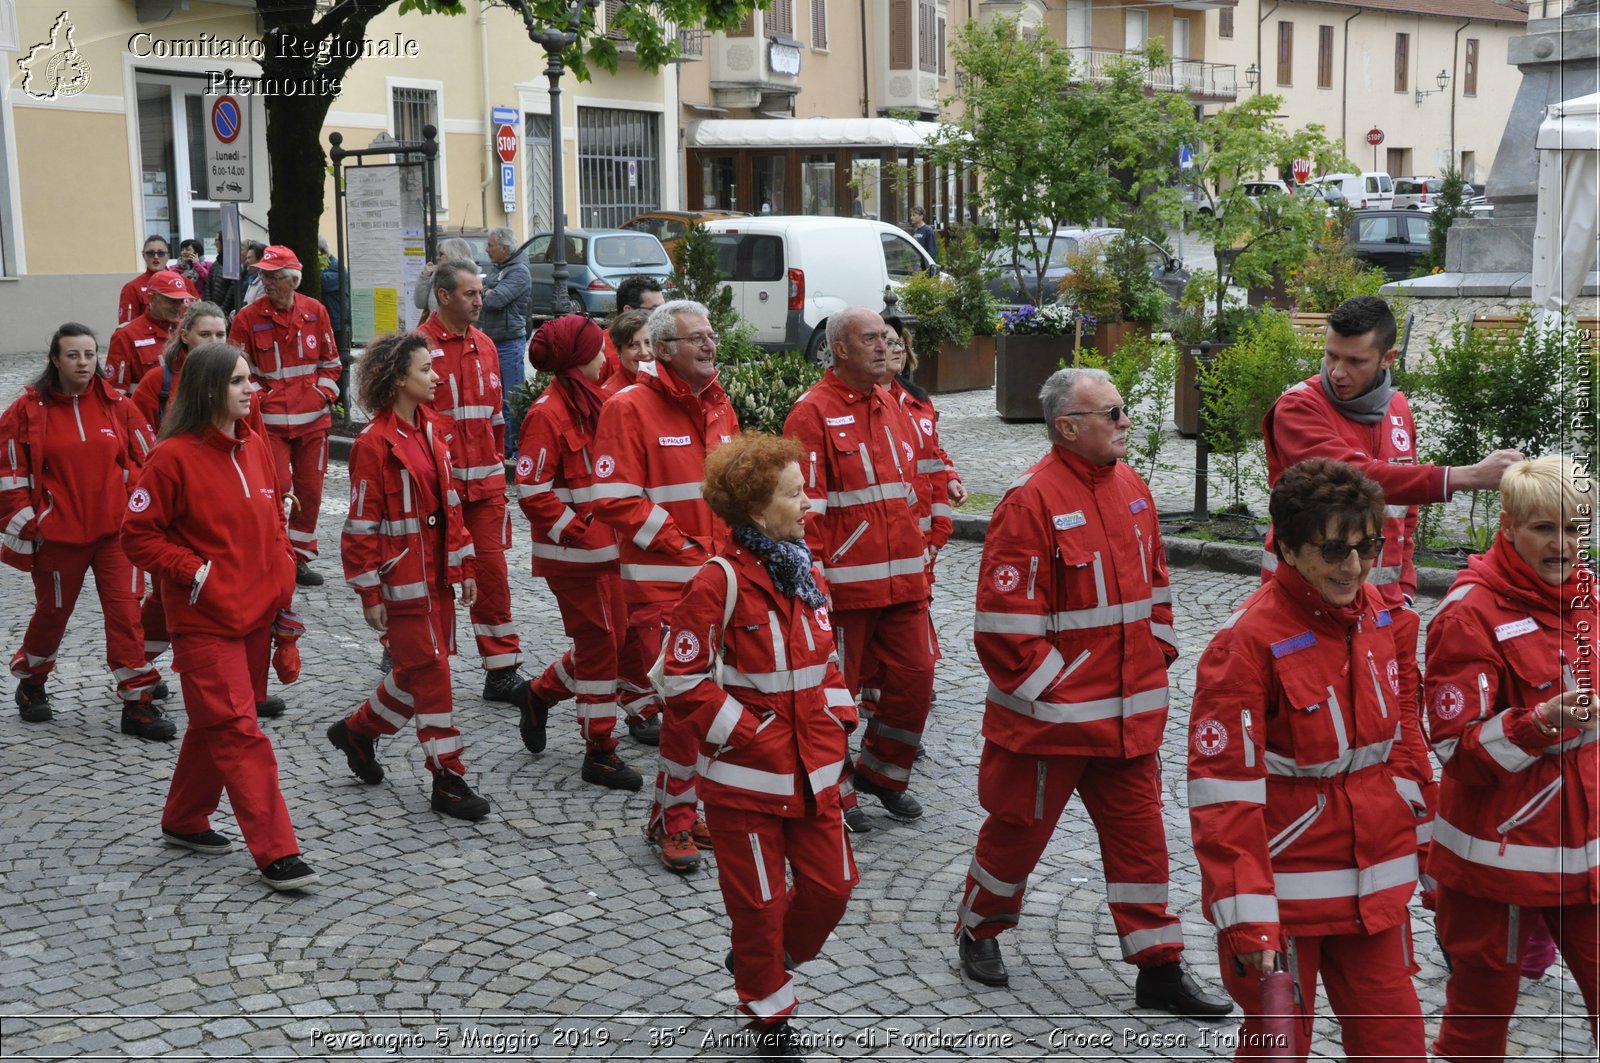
left=950, top=365, right=1230, bottom=1021
left=228, top=245, right=341, bottom=588
left=589, top=299, right=739, bottom=873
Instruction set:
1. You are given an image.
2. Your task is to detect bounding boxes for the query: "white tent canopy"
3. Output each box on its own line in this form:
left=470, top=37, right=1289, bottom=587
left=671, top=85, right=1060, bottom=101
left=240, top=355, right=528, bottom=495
left=1532, top=92, right=1600, bottom=319
left=686, top=117, right=946, bottom=150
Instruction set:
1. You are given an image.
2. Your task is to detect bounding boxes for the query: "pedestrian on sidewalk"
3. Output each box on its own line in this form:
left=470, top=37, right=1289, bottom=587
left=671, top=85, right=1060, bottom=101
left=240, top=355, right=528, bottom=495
left=1189, top=458, right=1431, bottom=1059
left=327, top=331, right=490, bottom=822
left=1424, top=455, right=1598, bottom=1062
left=120, top=342, right=318, bottom=892
left=0, top=322, right=170, bottom=738
left=662, top=432, right=858, bottom=1061
left=514, top=314, right=643, bottom=792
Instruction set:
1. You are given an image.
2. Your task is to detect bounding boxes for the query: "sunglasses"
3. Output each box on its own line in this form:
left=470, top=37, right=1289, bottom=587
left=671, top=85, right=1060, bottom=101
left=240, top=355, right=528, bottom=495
left=1063, top=405, right=1130, bottom=423
left=1308, top=536, right=1386, bottom=563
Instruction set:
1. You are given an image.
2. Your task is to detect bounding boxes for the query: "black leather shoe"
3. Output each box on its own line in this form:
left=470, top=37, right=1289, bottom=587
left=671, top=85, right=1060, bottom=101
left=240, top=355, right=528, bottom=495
left=256, top=696, right=286, bottom=719
left=517, top=681, right=550, bottom=754
left=851, top=775, right=923, bottom=820
left=482, top=666, right=521, bottom=703
left=295, top=561, right=324, bottom=587
left=1134, top=961, right=1233, bottom=1020
left=625, top=713, right=661, bottom=746
left=842, top=805, right=872, bottom=834
left=958, top=932, right=1009, bottom=987
left=753, top=1022, right=805, bottom=1061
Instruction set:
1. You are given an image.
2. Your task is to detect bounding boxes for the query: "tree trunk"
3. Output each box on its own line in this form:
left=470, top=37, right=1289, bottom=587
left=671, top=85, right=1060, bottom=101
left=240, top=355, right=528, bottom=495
left=262, top=91, right=335, bottom=303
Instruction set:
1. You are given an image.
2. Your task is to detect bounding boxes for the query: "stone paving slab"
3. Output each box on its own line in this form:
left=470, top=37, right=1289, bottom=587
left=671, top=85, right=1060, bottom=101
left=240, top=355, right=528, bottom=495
left=0, top=456, right=1592, bottom=1060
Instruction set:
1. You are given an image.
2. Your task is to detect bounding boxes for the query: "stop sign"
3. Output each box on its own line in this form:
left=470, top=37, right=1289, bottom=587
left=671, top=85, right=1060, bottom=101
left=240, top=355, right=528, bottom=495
left=495, top=124, right=518, bottom=163
left=1366, top=127, right=1385, bottom=147
left=1291, top=158, right=1313, bottom=183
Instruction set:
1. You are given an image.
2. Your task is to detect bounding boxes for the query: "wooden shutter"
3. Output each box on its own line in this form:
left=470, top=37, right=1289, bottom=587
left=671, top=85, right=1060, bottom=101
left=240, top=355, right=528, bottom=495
left=729, top=13, right=754, bottom=37
left=811, top=0, right=828, bottom=50
left=1465, top=38, right=1479, bottom=96
left=890, top=0, right=913, bottom=70
left=1219, top=8, right=1233, bottom=39
left=1394, top=33, right=1409, bottom=93
left=770, top=0, right=794, bottom=38
left=1276, top=22, right=1292, bottom=86
left=1317, top=25, right=1333, bottom=88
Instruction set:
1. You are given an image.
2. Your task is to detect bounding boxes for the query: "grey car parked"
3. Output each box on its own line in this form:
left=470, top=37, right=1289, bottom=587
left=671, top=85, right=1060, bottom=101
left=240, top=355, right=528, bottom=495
left=984, top=227, right=1188, bottom=308
left=522, top=227, right=673, bottom=320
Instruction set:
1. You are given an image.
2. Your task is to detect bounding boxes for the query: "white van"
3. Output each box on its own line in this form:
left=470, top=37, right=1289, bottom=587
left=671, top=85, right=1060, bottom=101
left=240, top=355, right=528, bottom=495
left=1308, top=172, right=1394, bottom=210
left=700, top=216, right=937, bottom=361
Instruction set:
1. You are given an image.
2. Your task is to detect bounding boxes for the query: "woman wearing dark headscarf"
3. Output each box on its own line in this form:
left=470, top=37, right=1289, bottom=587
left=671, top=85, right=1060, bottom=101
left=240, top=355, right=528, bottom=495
left=660, top=431, right=858, bottom=1061
left=513, top=314, right=642, bottom=791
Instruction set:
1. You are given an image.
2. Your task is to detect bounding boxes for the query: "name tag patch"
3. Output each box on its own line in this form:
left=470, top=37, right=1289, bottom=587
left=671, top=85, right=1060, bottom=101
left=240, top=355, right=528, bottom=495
left=825, top=415, right=856, bottom=426
left=1374, top=610, right=1392, bottom=628
left=1271, top=631, right=1317, bottom=658
left=133, top=338, right=156, bottom=347
left=658, top=435, right=691, bottom=447
left=1129, top=498, right=1148, bottom=514
left=1053, top=511, right=1086, bottom=531
left=251, top=323, right=275, bottom=332
left=1495, top=617, right=1539, bottom=642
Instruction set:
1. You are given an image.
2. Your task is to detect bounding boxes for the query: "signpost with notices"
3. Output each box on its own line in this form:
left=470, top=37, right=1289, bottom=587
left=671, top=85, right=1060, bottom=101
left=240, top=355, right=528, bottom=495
left=494, top=105, right=518, bottom=214
left=204, top=93, right=252, bottom=202
left=345, top=165, right=428, bottom=341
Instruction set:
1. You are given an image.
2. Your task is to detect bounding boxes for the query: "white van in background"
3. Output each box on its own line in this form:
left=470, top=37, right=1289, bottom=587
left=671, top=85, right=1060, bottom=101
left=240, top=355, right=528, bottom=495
left=1307, top=172, right=1394, bottom=210
left=699, top=216, right=937, bottom=362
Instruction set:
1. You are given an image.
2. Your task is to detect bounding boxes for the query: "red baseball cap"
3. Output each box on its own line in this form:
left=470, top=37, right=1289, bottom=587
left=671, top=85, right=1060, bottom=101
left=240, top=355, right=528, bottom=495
left=146, top=270, right=195, bottom=301
left=257, top=245, right=303, bottom=272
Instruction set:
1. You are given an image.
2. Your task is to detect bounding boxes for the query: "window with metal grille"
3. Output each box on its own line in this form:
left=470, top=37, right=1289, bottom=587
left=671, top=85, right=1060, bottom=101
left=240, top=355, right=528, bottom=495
left=1394, top=33, right=1408, bottom=93
left=768, top=0, right=794, bottom=37
left=811, top=0, right=828, bottom=50
left=1464, top=38, right=1479, bottom=96
left=1276, top=22, right=1292, bottom=86
left=1317, top=25, right=1333, bottom=88
left=577, top=107, right=661, bottom=230
left=392, top=86, right=442, bottom=207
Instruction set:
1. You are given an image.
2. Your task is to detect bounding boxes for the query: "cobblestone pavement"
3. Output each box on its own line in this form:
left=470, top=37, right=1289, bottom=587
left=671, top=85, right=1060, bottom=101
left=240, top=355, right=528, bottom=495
left=0, top=350, right=1589, bottom=1061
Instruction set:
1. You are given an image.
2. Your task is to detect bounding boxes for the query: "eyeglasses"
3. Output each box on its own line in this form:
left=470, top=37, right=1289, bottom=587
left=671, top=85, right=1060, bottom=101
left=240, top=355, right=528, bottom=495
left=886, top=339, right=906, bottom=350
left=144, top=250, right=167, bottom=258
left=664, top=333, right=718, bottom=348
left=1308, top=536, right=1386, bottom=563
left=1062, top=405, right=1130, bottom=423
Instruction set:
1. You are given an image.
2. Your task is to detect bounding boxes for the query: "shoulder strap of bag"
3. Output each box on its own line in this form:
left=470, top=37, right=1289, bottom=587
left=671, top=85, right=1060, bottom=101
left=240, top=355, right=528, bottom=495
left=707, top=554, right=737, bottom=638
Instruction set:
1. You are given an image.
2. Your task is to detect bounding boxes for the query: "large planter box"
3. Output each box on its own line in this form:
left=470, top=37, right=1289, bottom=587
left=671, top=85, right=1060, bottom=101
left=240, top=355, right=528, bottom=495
left=995, top=333, right=1078, bottom=420
left=916, top=335, right=995, bottom=394
left=1175, top=340, right=1232, bottom=437
left=1090, top=320, right=1151, bottom=357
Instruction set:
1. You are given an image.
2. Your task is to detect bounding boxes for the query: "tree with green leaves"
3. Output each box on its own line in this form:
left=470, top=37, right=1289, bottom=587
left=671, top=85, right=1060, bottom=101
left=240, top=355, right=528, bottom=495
left=926, top=16, right=1197, bottom=307
left=256, top=0, right=761, bottom=299
left=1186, top=95, right=1351, bottom=325
left=1421, top=165, right=1471, bottom=274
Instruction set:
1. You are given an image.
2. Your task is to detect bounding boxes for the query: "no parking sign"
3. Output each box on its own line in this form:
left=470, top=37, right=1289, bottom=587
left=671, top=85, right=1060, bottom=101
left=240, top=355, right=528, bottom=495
left=205, top=94, right=252, bottom=202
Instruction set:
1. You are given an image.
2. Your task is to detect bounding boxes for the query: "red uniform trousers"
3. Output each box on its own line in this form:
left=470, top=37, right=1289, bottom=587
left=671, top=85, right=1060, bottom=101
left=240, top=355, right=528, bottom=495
left=625, top=599, right=700, bottom=833
left=10, top=537, right=160, bottom=701
left=1219, top=926, right=1424, bottom=1062
left=461, top=495, right=520, bottom=672
left=162, top=627, right=298, bottom=870
left=529, top=572, right=624, bottom=754
left=346, top=605, right=465, bottom=777
left=957, top=743, right=1184, bottom=966
left=706, top=801, right=859, bottom=1027
left=267, top=430, right=328, bottom=562
left=1433, top=885, right=1600, bottom=1061
left=141, top=586, right=170, bottom=662
left=616, top=601, right=665, bottom=724
left=834, top=601, right=934, bottom=794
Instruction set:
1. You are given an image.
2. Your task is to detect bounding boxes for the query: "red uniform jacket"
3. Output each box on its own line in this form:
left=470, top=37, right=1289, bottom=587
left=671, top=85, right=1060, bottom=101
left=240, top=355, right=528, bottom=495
left=417, top=314, right=506, bottom=502
left=1424, top=539, right=1600, bottom=907
left=105, top=314, right=173, bottom=395
left=1188, top=565, right=1429, bottom=955
left=228, top=294, right=341, bottom=439
left=342, top=406, right=475, bottom=614
left=973, top=446, right=1177, bottom=757
left=1263, top=375, right=1448, bottom=606
left=891, top=380, right=955, bottom=551
left=118, top=269, right=197, bottom=325
left=590, top=363, right=739, bottom=605
left=660, top=545, right=858, bottom=816
left=514, top=381, right=620, bottom=575
left=0, top=378, right=155, bottom=569
left=784, top=370, right=927, bottom=612
left=120, top=422, right=295, bottom=638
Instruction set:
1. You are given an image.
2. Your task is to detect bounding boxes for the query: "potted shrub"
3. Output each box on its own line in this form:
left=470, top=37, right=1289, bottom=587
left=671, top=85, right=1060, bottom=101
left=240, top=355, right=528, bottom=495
left=1099, top=231, right=1171, bottom=352
left=1168, top=270, right=1260, bottom=436
left=994, top=303, right=1089, bottom=420
left=896, top=235, right=999, bottom=394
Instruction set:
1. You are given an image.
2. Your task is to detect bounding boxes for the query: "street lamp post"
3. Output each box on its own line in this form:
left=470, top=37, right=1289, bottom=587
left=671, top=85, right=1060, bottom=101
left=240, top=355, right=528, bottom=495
left=513, top=0, right=603, bottom=317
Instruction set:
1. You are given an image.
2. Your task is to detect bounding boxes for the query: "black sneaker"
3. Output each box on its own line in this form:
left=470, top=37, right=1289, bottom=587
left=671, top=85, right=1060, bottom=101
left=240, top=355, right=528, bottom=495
left=482, top=666, right=522, bottom=703
left=378, top=647, right=391, bottom=675
left=754, top=1022, right=806, bottom=1061
left=852, top=775, right=923, bottom=820
left=842, top=805, right=872, bottom=834
left=517, top=681, right=551, bottom=754
left=581, top=749, right=643, bottom=791
left=295, top=561, right=324, bottom=587
left=260, top=854, right=320, bottom=891
left=256, top=696, right=287, bottom=719
left=15, top=681, right=50, bottom=723
left=326, top=720, right=383, bottom=784
left=161, top=827, right=233, bottom=854
left=121, top=697, right=177, bottom=741
left=431, top=772, right=490, bottom=821
left=625, top=713, right=661, bottom=746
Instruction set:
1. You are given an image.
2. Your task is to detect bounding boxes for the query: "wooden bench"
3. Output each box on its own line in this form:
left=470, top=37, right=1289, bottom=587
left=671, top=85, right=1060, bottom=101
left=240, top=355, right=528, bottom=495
left=1472, top=314, right=1600, bottom=352
left=1289, top=312, right=1328, bottom=339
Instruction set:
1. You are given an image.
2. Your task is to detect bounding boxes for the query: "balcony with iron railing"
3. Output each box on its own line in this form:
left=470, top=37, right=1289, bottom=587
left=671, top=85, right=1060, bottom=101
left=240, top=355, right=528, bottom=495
left=676, top=25, right=707, bottom=60
left=1067, top=47, right=1236, bottom=100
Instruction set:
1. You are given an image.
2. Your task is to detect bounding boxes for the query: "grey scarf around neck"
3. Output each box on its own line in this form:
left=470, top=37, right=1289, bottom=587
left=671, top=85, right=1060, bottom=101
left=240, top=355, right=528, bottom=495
left=1320, top=366, right=1394, bottom=425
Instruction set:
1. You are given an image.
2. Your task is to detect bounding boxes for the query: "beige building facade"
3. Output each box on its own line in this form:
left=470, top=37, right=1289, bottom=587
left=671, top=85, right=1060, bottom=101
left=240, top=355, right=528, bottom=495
left=1203, top=0, right=1527, bottom=183
left=0, top=0, right=677, bottom=353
